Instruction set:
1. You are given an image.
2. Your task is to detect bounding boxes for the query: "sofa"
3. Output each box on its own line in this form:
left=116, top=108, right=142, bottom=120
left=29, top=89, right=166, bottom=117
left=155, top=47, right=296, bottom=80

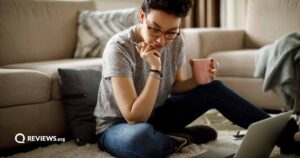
left=181, top=0, right=300, bottom=112
left=0, top=0, right=143, bottom=151
left=0, top=0, right=299, bottom=152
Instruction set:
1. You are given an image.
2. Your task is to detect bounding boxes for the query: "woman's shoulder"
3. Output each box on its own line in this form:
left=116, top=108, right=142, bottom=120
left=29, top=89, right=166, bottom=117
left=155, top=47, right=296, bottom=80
left=103, top=25, right=137, bottom=58
left=173, top=34, right=184, bottom=45
left=107, top=25, right=137, bottom=46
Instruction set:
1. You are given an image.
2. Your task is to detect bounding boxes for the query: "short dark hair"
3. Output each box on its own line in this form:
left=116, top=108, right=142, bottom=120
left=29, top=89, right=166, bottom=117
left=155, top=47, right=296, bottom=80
left=141, top=0, right=192, bottom=18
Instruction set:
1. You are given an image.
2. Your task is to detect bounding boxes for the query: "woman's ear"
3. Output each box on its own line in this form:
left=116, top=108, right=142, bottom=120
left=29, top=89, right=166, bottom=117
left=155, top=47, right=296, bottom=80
left=139, top=9, right=145, bottom=23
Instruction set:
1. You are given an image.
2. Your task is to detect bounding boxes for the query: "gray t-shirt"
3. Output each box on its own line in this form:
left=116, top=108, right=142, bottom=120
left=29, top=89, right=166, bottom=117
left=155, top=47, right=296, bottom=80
left=94, top=25, right=186, bottom=134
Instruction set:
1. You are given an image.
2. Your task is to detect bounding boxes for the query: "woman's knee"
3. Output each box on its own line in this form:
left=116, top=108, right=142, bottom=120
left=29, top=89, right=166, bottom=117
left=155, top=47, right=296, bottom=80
left=194, top=80, right=225, bottom=91
left=209, top=80, right=225, bottom=88
left=104, top=123, right=155, bottom=143
left=101, top=123, right=174, bottom=158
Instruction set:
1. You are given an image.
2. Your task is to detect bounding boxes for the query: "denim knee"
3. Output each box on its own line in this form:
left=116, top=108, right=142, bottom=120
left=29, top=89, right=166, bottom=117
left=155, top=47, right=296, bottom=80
left=209, top=80, right=225, bottom=89
left=123, top=123, right=174, bottom=158
left=99, top=123, right=175, bottom=158
left=193, top=80, right=225, bottom=91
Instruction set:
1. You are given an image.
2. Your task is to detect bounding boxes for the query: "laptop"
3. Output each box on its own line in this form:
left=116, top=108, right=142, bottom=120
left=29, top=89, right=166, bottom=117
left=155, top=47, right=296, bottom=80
left=192, top=110, right=293, bottom=158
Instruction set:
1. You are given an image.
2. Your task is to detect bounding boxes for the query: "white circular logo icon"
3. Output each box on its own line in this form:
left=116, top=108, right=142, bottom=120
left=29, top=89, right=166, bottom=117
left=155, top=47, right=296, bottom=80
left=15, top=133, right=25, bottom=144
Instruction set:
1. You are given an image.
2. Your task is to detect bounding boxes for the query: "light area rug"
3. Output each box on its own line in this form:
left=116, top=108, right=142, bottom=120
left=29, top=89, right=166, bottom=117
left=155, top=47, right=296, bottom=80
left=6, top=131, right=287, bottom=158
left=6, top=131, right=238, bottom=158
left=5, top=110, right=297, bottom=158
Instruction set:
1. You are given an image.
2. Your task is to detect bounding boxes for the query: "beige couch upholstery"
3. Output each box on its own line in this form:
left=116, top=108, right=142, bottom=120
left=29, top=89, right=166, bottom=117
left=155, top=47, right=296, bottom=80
left=0, top=0, right=102, bottom=150
left=181, top=0, right=300, bottom=111
left=0, top=0, right=144, bottom=150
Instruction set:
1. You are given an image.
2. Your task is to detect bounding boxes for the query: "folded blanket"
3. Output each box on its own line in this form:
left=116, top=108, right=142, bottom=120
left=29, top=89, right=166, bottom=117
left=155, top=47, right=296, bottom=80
left=254, top=32, right=300, bottom=110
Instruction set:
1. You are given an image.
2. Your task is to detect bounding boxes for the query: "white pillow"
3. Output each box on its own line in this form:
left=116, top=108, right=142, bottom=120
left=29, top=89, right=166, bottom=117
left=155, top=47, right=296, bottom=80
left=74, top=8, right=139, bottom=58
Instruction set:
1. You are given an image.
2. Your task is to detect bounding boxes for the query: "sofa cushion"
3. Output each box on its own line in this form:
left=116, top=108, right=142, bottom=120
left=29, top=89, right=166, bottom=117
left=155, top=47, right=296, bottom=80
left=219, top=77, right=284, bottom=110
left=245, top=0, right=300, bottom=48
left=74, top=8, right=139, bottom=58
left=0, top=0, right=95, bottom=66
left=208, top=49, right=257, bottom=78
left=0, top=100, right=67, bottom=149
left=0, top=69, right=51, bottom=108
left=58, top=68, right=101, bottom=145
left=2, top=58, right=102, bottom=100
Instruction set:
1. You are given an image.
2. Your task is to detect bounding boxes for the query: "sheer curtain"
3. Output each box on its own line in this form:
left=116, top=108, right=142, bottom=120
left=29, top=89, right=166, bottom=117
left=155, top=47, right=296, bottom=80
left=95, top=0, right=141, bottom=10
left=183, top=0, right=220, bottom=28
left=220, top=0, right=248, bottom=29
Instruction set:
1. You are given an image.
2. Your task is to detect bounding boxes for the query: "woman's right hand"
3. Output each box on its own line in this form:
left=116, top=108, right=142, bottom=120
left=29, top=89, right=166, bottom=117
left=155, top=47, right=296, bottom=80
left=135, top=42, right=161, bottom=71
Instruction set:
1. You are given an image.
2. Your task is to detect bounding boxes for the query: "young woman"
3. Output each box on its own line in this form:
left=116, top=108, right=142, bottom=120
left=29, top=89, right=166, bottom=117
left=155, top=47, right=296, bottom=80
left=94, top=0, right=269, bottom=157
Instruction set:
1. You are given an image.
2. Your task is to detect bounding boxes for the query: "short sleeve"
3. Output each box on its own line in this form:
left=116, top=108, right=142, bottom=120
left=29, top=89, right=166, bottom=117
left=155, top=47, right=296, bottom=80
left=102, top=38, right=134, bottom=79
left=176, top=36, right=186, bottom=68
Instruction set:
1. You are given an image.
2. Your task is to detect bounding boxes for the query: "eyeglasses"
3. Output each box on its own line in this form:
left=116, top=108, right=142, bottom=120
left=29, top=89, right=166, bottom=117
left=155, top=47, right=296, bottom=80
left=144, top=15, right=180, bottom=40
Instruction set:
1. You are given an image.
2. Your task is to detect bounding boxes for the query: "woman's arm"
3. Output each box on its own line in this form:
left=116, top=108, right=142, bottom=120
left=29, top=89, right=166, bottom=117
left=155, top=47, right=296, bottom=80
left=111, top=74, right=160, bottom=124
left=111, top=42, right=161, bottom=124
left=171, top=66, right=199, bottom=94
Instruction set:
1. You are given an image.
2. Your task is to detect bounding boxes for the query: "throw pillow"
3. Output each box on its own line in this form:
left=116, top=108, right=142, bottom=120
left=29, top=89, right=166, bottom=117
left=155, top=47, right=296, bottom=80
left=74, top=8, right=139, bottom=58
left=58, top=68, right=101, bottom=145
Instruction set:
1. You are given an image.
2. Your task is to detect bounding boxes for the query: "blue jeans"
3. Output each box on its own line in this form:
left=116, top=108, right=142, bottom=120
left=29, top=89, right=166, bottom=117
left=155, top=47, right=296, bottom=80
left=97, top=80, right=270, bottom=158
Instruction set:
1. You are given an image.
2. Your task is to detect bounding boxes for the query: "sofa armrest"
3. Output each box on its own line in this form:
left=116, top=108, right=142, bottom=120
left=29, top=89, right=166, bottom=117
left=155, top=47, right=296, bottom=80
left=181, top=28, right=246, bottom=79
left=181, top=28, right=246, bottom=59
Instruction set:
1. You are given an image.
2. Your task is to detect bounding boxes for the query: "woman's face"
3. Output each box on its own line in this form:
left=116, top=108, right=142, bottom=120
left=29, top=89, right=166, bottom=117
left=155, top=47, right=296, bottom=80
left=139, top=9, right=181, bottom=51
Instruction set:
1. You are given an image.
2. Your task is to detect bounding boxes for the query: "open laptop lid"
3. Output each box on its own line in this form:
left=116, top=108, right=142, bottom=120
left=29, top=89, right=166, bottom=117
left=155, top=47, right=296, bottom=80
left=234, top=110, right=293, bottom=158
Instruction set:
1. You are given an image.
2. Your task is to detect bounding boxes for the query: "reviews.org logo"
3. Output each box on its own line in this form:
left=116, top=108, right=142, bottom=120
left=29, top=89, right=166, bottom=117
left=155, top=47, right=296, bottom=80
left=15, top=133, right=65, bottom=144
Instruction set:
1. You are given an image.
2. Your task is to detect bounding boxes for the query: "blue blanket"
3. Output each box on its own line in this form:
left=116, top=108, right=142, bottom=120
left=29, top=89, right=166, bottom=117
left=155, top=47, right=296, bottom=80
left=254, top=32, right=300, bottom=110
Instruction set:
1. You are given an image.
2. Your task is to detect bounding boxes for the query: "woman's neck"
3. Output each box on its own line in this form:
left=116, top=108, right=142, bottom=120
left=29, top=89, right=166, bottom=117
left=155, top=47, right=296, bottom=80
left=135, top=25, right=143, bottom=43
